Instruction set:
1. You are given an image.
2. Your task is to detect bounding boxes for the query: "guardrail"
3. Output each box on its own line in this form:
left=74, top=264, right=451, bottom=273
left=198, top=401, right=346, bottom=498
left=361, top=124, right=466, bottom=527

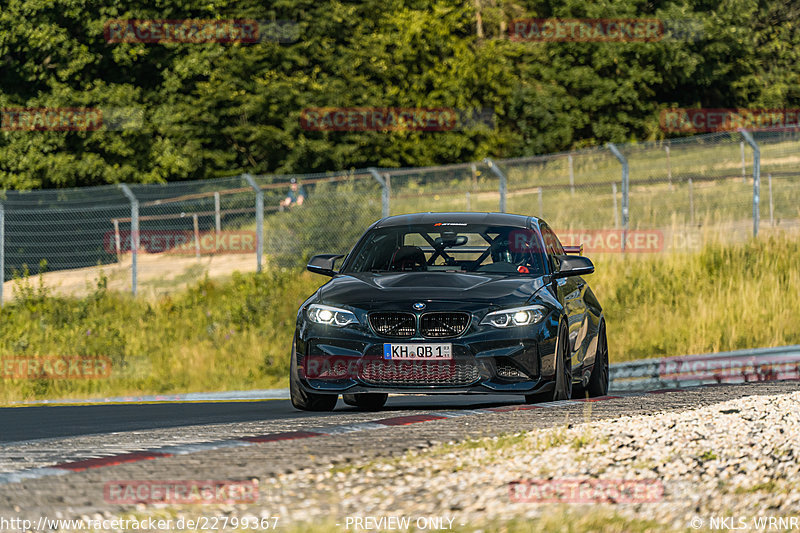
left=8, top=346, right=800, bottom=406
left=609, top=344, right=800, bottom=391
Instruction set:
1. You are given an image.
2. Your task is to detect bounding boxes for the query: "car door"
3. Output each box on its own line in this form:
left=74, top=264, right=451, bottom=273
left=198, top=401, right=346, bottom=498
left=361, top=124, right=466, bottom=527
left=541, top=223, right=589, bottom=366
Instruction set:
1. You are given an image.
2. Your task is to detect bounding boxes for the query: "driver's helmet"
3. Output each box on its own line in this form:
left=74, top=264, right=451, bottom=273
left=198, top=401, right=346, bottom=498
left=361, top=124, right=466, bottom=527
left=490, top=235, right=528, bottom=264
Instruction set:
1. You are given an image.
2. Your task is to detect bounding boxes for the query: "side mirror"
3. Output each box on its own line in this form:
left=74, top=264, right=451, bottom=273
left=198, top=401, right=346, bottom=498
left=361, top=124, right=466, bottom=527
left=552, top=254, right=594, bottom=278
left=307, top=254, right=344, bottom=276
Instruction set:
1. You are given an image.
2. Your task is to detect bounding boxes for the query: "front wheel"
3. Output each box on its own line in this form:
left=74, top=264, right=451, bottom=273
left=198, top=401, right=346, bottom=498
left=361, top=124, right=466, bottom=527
left=289, top=340, right=338, bottom=412
left=525, top=322, right=571, bottom=403
left=342, top=393, right=388, bottom=411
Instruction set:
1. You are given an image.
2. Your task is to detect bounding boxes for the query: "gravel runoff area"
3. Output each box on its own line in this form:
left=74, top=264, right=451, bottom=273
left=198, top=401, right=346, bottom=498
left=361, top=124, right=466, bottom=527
left=253, top=389, right=800, bottom=531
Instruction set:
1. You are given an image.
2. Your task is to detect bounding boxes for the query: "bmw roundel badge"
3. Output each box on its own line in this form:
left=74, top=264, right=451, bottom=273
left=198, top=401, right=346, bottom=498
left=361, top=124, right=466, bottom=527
left=413, top=302, right=426, bottom=311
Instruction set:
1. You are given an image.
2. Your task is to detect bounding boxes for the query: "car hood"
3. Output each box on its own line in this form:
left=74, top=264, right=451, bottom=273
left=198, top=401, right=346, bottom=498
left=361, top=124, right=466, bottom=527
left=318, top=272, right=546, bottom=311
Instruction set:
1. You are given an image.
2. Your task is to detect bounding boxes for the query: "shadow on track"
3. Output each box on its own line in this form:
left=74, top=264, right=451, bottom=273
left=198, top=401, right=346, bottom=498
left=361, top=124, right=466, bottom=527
left=0, top=394, right=525, bottom=443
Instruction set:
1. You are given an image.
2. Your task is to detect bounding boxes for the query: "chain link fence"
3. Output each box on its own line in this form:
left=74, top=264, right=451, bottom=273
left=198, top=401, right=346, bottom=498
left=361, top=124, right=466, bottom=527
left=2, top=130, right=798, bottom=302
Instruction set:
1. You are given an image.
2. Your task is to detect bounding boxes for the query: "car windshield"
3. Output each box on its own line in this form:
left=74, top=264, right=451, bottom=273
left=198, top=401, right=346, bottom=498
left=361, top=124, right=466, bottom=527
left=342, top=224, right=546, bottom=275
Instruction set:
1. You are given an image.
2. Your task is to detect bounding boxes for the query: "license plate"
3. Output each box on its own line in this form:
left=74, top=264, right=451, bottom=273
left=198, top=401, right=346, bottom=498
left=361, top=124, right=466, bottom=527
left=383, top=343, right=452, bottom=360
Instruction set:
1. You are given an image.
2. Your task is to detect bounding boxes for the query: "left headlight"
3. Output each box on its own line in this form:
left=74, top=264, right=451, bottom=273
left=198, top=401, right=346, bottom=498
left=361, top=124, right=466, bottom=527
left=307, top=304, right=359, bottom=327
left=480, top=305, right=545, bottom=328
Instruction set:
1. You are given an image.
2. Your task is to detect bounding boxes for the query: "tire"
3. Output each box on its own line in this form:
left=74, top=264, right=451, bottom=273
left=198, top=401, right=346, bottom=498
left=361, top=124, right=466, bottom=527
left=584, top=319, right=609, bottom=397
left=342, top=393, right=388, bottom=411
left=525, top=322, right=572, bottom=403
left=289, top=340, right=338, bottom=412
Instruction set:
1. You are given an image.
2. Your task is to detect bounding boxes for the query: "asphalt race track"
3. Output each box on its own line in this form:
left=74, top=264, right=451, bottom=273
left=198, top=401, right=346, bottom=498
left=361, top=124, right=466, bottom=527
left=1, top=381, right=799, bottom=523
left=0, top=395, right=529, bottom=443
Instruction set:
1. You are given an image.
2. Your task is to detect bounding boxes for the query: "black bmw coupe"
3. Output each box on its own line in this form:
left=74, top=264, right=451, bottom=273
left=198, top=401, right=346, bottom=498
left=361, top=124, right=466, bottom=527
left=290, top=212, right=608, bottom=411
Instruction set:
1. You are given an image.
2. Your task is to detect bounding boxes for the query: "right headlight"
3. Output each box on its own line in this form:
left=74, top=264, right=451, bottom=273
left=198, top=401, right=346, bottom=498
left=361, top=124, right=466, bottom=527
left=307, top=304, right=359, bottom=327
left=480, top=305, right=545, bottom=328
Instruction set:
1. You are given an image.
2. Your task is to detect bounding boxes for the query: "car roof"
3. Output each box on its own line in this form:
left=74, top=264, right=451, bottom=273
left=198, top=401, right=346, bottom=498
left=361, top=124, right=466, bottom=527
left=373, top=212, right=539, bottom=229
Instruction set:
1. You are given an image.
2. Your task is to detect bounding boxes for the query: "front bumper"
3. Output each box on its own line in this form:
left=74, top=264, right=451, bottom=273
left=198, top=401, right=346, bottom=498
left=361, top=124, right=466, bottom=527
left=293, top=311, right=560, bottom=396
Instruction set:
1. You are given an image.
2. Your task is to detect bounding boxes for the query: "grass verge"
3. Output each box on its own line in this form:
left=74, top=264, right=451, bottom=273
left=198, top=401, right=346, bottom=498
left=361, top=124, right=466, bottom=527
left=1, top=234, right=798, bottom=403
left=0, top=269, right=322, bottom=404
left=595, top=233, right=800, bottom=360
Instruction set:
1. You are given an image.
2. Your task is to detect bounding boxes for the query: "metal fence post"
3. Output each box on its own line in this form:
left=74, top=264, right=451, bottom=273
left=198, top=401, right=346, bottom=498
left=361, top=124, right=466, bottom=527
left=384, top=173, right=391, bottom=214
left=244, top=174, right=263, bottom=272
left=120, top=184, right=138, bottom=296
left=192, top=214, right=201, bottom=258
left=113, top=219, right=121, bottom=258
left=768, top=173, right=774, bottom=226
left=740, top=140, right=747, bottom=181
left=537, top=187, right=543, bottom=218
left=740, top=130, right=761, bottom=237
left=607, top=143, right=629, bottom=251
left=0, top=201, right=4, bottom=307
left=368, top=168, right=390, bottom=217
left=214, top=191, right=221, bottom=235
left=568, top=154, right=574, bottom=196
left=483, top=158, right=507, bottom=213
left=665, top=144, right=672, bottom=188
left=470, top=163, right=478, bottom=190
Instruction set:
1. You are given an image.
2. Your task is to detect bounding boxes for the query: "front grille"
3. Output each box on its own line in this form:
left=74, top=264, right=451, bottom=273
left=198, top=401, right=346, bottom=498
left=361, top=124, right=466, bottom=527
left=369, top=312, right=415, bottom=337
left=359, top=360, right=480, bottom=386
left=420, top=312, right=471, bottom=338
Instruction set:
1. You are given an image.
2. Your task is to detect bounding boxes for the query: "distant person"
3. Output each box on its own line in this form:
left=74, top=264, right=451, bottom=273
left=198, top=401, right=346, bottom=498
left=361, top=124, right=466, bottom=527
left=280, top=178, right=306, bottom=209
